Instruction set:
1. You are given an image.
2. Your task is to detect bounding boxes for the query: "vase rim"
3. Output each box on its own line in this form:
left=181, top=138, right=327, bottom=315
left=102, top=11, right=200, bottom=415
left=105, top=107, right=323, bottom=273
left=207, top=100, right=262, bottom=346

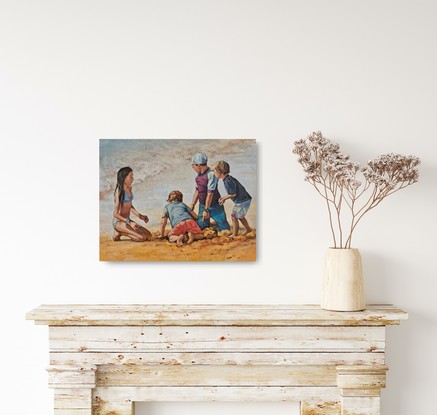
left=328, top=247, right=359, bottom=250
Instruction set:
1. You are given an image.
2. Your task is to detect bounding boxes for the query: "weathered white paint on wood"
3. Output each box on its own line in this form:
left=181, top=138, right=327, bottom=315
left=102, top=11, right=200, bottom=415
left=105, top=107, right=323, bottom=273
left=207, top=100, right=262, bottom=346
left=48, top=326, right=386, bottom=352
left=50, top=351, right=385, bottom=367
left=95, top=364, right=337, bottom=387
left=92, top=397, right=133, bottom=415
left=341, top=389, right=381, bottom=397
left=337, top=365, right=388, bottom=391
left=301, top=401, right=341, bottom=415
left=26, top=304, right=407, bottom=326
left=54, top=388, right=92, bottom=409
left=26, top=304, right=407, bottom=415
left=341, top=396, right=380, bottom=415
left=93, top=386, right=341, bottom=402
left=48, top=366, right=96, bottom=388
left=54, top=410, right=92, bottom=415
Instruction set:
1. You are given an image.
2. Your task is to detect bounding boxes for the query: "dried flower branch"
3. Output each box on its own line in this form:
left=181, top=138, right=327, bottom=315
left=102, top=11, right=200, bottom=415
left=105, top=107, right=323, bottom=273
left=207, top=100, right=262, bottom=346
left=293, top=131, right=420, bottom=248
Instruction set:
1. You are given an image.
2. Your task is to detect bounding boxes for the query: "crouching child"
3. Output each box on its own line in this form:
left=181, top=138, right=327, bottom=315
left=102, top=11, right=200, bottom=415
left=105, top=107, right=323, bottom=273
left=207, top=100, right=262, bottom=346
left=161, top=190, right=204, bottom=246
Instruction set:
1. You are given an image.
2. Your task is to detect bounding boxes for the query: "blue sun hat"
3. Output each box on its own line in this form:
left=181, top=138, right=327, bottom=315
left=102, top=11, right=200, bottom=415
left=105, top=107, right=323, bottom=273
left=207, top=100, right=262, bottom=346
left=190, top=152, right=208, bottom=165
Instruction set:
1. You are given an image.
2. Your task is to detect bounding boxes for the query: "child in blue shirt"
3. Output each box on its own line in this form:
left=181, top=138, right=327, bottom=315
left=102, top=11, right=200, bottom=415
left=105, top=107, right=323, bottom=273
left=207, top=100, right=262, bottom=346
left=161, top=190, right=204, bottom=246
left=211, top=160, right=253, bottom=237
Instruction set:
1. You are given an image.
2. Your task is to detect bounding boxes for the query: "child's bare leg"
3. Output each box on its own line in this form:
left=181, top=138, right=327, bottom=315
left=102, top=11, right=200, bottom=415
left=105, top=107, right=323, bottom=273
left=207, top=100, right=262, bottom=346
left=239, top=217, right=252, bottom=235
left=187, top=232, right=204, bottom=244
left=230, top=216, right=239, bottom=237
left=112, top=230, right=121, bottom=241
left=115, top=223, right=147, bottom=242
left=168, top=234, right=186, bottom=246
left=137, top=225, right=153, bottom=241
left=176, top=234, right=185, bottom=247
left=187, top=232, right=194, bottom=244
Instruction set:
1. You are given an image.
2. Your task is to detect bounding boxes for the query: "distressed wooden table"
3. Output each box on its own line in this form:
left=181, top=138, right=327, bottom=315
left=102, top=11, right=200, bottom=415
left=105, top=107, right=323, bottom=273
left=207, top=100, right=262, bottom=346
left=26, top=304, right=407, bottom=415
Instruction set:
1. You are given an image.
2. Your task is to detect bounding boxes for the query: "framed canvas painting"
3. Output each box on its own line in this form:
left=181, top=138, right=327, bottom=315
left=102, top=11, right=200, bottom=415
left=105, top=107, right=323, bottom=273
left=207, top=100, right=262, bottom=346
left=99, top=139, right=256, bottom=261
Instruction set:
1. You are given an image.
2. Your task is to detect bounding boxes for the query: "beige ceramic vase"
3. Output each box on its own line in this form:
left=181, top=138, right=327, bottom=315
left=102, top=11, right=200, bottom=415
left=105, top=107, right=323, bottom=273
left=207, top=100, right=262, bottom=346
left=321, top=248, right=365, bottom=311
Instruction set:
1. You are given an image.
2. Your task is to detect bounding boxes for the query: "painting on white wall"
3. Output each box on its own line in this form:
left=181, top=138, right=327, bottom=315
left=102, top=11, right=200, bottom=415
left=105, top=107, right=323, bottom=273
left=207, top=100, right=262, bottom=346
left=99, top=139, right=257, bottom=261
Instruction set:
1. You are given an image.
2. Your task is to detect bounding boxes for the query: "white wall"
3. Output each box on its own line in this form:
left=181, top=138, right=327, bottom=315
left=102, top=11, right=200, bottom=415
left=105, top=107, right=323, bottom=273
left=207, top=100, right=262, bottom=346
left=1, top=1, right=436, bottom=414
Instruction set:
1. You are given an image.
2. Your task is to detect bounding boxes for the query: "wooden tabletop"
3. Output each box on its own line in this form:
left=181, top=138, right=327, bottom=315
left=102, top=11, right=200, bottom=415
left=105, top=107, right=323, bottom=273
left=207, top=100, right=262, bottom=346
left=26, top=304, right=408, bottom=326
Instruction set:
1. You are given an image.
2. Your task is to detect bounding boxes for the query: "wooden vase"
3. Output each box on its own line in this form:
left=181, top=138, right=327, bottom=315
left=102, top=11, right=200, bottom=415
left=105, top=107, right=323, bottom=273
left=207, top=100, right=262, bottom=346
left=321, top=248, right=365, bottom=311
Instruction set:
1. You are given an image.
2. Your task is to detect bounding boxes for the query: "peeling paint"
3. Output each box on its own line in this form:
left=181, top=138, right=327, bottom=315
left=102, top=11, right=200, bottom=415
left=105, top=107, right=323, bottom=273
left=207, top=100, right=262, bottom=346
left=301, top=401, right=341, bottom=415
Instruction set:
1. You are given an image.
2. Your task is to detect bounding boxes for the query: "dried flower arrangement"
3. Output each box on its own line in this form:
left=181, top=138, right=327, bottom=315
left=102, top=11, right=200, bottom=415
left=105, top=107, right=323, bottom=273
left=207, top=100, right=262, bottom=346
left=293, top=131, right=420, bottom=248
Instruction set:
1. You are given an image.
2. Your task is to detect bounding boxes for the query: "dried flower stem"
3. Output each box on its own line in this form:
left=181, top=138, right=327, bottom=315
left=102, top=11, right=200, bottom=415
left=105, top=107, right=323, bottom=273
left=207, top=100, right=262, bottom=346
left=293, top=131, right=420, bottom=248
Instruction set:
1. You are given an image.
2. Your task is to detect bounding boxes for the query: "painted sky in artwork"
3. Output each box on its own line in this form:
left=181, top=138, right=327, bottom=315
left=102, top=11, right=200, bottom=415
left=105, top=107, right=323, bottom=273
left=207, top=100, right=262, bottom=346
left=99, top=139, right=257, bottom=236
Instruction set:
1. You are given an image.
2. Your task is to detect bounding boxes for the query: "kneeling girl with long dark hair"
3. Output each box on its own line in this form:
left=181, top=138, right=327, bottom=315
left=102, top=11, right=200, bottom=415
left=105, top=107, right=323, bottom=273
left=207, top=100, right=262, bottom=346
left=112, top=167, right=152, bottom=242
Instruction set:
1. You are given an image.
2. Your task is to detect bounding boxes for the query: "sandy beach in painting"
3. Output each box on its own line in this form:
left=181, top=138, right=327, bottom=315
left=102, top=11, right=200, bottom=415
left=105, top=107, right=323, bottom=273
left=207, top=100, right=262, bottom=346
left=100, top=139, right=257, bottom=261
left=100, top=228, right=256, bottom=262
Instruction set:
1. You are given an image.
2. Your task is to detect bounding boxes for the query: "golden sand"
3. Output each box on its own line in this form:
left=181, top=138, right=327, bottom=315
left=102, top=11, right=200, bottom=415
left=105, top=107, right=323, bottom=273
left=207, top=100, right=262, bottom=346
left=99, top=229, right=256, bottom=262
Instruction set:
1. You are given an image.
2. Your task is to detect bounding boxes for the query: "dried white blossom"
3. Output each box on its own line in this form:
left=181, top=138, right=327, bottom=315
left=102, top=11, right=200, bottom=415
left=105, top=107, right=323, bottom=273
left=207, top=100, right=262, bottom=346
left=293, top=132, right=420, bottom=248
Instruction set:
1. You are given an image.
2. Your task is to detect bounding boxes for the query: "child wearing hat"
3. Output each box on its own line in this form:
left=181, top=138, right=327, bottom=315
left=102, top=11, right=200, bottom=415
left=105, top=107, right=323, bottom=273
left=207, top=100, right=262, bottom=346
left=189, top=152, right=231, bottom=231
left=212, top=160, right=253, bottom=237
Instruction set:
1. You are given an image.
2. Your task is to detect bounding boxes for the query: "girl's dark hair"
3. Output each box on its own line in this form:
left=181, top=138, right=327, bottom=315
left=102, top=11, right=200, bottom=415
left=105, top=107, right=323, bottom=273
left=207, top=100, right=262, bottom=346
left=114, top=167, right=132, bottom=211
